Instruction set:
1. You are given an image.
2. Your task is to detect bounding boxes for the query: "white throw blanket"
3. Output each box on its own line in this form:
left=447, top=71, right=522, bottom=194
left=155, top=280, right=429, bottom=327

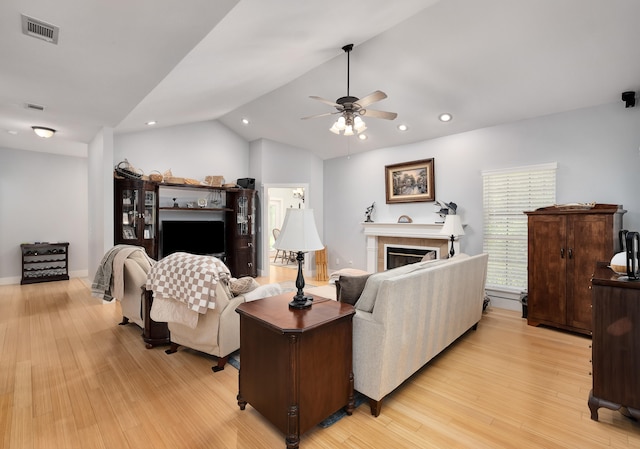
left=145, top=252, right=230, bottom=314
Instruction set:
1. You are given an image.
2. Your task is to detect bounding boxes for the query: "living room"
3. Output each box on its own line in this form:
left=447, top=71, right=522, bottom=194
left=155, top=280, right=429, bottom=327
left=1, top=1, right=640, bottom=447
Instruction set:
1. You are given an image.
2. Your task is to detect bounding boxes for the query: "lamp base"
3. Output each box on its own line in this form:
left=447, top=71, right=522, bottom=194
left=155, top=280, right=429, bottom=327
left=289, top=294, right=313, bottom=309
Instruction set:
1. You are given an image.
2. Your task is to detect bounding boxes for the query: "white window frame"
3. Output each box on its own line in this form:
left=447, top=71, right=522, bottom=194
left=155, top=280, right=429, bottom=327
left=482, top=162, right=557, bottom=293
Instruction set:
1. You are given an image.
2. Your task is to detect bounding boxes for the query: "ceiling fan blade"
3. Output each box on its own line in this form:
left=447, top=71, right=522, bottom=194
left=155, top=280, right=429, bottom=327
left=309, top=96, right=341, bottom=108
left=355, top=90, right=387, bottom=108
left=301, top=112, right=335, bottom=120
left=362, top=109, right=398, bottom=120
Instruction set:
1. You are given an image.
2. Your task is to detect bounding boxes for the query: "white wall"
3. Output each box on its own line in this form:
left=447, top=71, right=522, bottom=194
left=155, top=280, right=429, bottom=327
left=87, top=127, right=114, bottom=280
left=250, top=138, right=324, bottom=275
left=114, top=120, right=249, bottom=183
left=0, top=147, right=89, bottom=283
left=323, top=102, right=640, bottom=272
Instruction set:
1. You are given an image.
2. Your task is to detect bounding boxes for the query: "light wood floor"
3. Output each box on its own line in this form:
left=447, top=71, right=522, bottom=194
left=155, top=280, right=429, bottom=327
left=1, top=273, right=638, bottom=448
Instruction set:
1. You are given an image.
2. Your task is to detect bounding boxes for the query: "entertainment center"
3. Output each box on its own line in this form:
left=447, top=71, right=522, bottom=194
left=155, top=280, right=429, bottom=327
left=114, top=177, right=257, bottom=277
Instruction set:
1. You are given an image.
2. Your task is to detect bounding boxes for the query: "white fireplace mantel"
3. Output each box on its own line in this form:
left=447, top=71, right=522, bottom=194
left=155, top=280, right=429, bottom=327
left=362, top=222, right=450, bottom=239
left=361, top=222, right=462, bottom=272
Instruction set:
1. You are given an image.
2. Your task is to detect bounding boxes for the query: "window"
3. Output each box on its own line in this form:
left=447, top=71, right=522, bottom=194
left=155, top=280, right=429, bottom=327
left=482, top=163, right=556, bottom=291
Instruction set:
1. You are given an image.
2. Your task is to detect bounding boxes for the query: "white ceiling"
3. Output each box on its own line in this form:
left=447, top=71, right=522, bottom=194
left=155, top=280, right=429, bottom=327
left=2, top=0, right=640, bottom=160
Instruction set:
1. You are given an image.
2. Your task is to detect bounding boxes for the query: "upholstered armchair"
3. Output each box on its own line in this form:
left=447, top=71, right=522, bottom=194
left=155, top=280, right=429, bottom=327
left=146, top=252, right=283, bottom=372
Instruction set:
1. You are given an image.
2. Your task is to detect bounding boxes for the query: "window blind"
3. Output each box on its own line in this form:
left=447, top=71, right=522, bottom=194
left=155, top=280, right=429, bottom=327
left=482, top=163, right=557, bottom=291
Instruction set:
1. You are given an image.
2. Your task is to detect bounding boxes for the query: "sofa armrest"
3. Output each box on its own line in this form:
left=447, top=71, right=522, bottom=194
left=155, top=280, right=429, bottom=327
left=352, top=310, right=386, bottom=400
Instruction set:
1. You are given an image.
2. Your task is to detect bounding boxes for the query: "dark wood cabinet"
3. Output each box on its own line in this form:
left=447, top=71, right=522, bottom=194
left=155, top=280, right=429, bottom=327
left=588, top=262, right=640, bottom=421
left=226, top=189, right=257, bottom=277
left=236, top=294, right=355, bottom=449
left=21, top=242, right=69, bottom=284
left=525, top=204, right=624, bottom=334
left=114, top=178, right=258, bottom=274
left=114, top=178, right=159, bottom=258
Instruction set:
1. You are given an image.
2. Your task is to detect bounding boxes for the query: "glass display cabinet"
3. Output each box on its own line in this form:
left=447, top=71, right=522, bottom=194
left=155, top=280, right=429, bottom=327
left=226, top=189, right=257, bottom=277
left=114, top=178, right=159, bottom=258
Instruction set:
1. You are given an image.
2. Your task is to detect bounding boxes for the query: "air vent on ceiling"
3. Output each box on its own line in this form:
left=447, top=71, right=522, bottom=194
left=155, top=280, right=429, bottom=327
left=25, top=103, right=46, bottom=112
left=21, top=14, right=59, bottom=44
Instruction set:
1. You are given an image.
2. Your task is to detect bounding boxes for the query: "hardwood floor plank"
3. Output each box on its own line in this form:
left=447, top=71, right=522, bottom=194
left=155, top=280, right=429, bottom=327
left=1, top=278, right=638, bottom=448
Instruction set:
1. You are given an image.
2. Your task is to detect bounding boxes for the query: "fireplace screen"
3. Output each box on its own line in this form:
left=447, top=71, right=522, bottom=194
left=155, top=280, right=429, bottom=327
left=385, top=245, right=439, bottom=270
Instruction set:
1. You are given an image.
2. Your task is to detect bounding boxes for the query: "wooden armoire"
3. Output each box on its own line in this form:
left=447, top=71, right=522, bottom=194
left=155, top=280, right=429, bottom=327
left=525, top=204, right=625, bottom=335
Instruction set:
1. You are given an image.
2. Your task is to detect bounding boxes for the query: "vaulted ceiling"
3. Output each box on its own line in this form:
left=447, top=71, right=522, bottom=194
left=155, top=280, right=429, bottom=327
left=2, top=0, right=639, bottom=160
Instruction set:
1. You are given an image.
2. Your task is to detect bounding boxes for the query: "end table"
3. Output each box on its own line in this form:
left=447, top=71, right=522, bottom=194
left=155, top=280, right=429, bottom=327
left=236, top=293, right=355, bottom=449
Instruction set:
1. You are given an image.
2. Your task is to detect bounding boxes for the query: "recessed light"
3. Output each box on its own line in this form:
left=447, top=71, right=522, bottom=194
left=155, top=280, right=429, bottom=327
left=397, top=124, right=408, bottom=131
left=439, top=113, right=452, bottom=122
left=241, top=118, right=250, bottom=125
left=358, top=134, right=367, bottom=140
left=145, top=120, right=157, bottom=126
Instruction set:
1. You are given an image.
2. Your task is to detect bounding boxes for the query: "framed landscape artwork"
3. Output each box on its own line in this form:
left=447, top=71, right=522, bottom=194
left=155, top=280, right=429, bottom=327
left=385, top=158, right=435, bottom=203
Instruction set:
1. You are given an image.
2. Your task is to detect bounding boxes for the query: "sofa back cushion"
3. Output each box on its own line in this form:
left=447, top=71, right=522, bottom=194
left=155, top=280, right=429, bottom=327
left=354, top=258, right=451, bottom=313
left=354, top=255, right=472, bottom=313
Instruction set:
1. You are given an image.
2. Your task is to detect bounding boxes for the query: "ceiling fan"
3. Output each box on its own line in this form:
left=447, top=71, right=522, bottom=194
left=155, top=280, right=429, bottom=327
left=302, top=44, right=397, bottom=135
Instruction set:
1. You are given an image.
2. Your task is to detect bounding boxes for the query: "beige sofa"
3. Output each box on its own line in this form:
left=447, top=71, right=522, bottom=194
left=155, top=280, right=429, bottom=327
left=344, top=253, right=489, bottom=416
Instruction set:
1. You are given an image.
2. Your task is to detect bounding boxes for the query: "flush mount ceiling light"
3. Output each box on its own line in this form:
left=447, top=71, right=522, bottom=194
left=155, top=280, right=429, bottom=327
left=439, top=113, right=452, bottom=122
left=302, top=44, right=397, bottom=136
left=32, top=126, right=56, bottom=138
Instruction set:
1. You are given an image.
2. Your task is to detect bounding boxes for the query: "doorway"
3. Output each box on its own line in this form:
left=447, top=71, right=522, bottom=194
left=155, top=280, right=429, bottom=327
left=262, top=184, right=308, bottom=278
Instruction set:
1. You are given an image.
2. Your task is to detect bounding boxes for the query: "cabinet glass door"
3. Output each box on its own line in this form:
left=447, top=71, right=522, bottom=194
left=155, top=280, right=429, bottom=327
left=122, top=188, right=138, bottom=240
left=237, top=195, right=249, bottom=235
left=143, top=190, right=156, bottom=241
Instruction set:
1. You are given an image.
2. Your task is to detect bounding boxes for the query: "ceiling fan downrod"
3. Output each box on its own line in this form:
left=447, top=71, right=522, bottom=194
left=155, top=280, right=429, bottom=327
left=342, top=44, right=353, bottom=97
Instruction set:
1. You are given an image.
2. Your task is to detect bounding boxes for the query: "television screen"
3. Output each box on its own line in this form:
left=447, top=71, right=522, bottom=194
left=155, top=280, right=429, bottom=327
left=161, top=220, right=225, bottom=258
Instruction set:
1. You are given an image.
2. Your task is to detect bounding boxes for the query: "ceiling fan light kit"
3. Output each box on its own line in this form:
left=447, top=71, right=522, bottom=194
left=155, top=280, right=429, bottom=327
left=303, top=44, right=397, bottom=136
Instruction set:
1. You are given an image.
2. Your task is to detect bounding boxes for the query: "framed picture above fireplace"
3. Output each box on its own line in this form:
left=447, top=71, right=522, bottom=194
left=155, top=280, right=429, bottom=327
left=385, top=158, right=435, bottom=204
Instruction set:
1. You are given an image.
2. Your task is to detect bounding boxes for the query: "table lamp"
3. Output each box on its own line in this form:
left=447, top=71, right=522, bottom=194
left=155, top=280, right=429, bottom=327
left=274, top=208, right=324, bottom=309
left=440, top=214, right=465, bottom=257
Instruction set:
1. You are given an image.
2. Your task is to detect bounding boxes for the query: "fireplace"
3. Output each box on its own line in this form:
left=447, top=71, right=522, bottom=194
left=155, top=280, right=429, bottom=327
left=362, top=222, right=459, bottom=272
left=385, top=244, right=439, bottom=270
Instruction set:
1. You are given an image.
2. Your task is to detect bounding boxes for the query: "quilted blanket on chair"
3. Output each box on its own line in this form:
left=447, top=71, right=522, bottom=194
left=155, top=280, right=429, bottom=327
left=145, top=252, right=230, bottom=314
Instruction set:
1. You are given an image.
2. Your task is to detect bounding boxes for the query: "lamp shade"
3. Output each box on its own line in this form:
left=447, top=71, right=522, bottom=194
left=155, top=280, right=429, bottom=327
left=440, top=214, right=465, bottom=237
left=274, top=208, right=323, bottom=252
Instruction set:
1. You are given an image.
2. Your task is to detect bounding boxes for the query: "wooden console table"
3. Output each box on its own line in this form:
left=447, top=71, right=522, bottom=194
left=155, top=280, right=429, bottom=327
left=236, top=293, right=355, bottom=449
left=588, top=262, right=640, bottom=421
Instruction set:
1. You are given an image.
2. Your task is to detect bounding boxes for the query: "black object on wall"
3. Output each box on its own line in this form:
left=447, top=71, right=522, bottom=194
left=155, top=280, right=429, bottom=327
left=622, top=91, right=636, bottom=108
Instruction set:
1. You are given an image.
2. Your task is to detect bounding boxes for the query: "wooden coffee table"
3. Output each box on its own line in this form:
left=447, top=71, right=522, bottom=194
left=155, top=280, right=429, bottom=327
left=236, top=293, right=355, bottom=449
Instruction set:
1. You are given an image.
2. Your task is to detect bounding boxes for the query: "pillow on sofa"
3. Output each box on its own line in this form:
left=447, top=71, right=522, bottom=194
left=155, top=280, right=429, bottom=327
left=243, top=283, right=283, bottom=302
left=230, top=277, right=260, bottom=295
left=336, top=274, right=371, bottom=305
left=329, top=267, right=370, bottom=284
